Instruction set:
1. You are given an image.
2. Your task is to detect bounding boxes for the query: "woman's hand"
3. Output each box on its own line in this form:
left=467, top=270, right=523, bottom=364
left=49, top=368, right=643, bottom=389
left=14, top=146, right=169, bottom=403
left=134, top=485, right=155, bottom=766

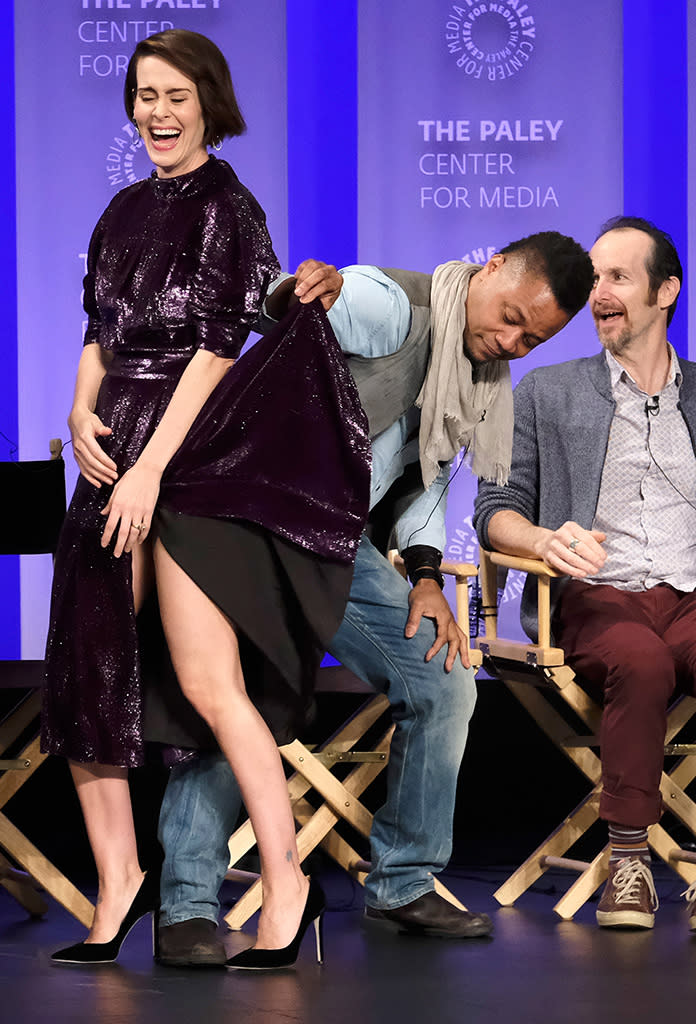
left=100, top=460, right=162, bottom=557
left=68, top=407, right=117, bottom=488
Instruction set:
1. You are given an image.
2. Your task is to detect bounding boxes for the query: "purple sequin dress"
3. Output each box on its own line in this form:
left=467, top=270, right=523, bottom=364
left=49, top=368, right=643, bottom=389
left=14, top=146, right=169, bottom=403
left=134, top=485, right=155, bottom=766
left=41, top=157, right=371, bottom=767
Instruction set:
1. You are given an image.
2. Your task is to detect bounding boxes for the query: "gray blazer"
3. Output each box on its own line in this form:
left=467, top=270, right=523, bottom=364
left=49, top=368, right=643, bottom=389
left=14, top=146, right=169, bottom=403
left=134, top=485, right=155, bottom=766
left=473, top=351, right=696, bottom=641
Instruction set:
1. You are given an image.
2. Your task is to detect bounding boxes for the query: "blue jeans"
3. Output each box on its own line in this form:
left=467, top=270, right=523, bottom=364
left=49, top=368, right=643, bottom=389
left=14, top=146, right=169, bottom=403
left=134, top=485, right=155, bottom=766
left=158, top=534, right=476, bottom=921
left=158, top=752, right=242, bottom=926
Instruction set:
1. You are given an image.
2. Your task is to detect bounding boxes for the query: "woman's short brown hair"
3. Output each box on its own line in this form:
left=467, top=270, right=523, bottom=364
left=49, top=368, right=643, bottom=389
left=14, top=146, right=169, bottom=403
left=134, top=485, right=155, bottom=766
left=124, top=29, right=246, bottom=146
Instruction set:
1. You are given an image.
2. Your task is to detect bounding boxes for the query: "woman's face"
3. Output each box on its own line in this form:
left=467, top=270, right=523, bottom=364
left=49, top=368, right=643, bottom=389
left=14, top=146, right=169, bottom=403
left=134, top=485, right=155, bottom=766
left=133, top=55, right=208, bottom=179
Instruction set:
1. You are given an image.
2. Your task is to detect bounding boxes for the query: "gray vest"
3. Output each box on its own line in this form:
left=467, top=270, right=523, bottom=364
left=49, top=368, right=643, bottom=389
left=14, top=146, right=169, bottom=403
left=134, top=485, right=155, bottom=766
left=346, top=268, right=432, bottom=438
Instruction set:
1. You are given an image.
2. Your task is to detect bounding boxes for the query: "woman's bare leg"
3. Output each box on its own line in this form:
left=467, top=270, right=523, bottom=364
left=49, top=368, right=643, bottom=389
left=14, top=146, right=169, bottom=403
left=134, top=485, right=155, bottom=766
left=70, top=540, right=154, bottom=942
left=69, top=762, right=143, bottom=942
left=153, top=539, right=308, bottom=950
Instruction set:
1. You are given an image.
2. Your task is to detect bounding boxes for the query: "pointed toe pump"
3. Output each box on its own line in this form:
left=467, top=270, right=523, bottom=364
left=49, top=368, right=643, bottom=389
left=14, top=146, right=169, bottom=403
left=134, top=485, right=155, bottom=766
left=51, top=871, right=160, bottom=965
left=225, top=878, right=325, bottom=971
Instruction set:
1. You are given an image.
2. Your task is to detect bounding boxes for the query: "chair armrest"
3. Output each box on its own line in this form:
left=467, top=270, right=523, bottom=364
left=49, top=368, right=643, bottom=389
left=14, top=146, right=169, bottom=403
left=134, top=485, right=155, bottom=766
left=476, top=548, right=565, bottom=666
left=388, top=551, right=408, bottom=580
left=485, top=550, right=562, bottom=579
left=440, top=560, right=478, bottom=578
left=388, top=553, right=478, bottom=580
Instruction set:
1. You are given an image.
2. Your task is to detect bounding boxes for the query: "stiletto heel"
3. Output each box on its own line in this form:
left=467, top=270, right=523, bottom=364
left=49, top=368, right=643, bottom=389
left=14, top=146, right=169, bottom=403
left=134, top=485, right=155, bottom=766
left=226, top=877, right=325, bottom=970
left=152, top=909, right=160, bottom=959
left=313, top=913, right=324, bottom=965
left=51, top=871, right=160, bottom=965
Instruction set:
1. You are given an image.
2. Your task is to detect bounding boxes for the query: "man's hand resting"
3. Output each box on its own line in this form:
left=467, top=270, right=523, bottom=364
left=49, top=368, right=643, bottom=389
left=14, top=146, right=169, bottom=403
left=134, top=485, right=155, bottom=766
left=405, top=579, right=471, bottom=671
left=537, top=520, right=607, bottom=577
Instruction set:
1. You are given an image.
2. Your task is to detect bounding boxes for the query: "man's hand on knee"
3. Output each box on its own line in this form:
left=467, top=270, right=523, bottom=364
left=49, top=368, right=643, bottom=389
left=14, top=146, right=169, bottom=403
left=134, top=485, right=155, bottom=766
left=405, top=580, right=471, bottom=671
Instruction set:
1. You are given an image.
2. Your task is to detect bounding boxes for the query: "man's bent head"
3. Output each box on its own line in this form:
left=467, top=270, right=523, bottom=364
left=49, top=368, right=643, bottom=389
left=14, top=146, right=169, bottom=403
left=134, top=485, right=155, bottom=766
left=463, top=231, right=594, bottom=363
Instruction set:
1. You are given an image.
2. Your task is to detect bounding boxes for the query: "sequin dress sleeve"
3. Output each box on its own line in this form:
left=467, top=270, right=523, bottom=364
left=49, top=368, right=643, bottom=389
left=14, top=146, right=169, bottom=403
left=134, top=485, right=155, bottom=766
left=189, top=186, right=277, bottom=358
left=82, top=211, right=107, bottom=347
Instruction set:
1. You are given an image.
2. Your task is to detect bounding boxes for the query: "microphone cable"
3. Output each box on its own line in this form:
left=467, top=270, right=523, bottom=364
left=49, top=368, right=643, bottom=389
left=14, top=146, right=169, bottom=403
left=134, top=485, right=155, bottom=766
left=644, top=400, right=696, bottom=513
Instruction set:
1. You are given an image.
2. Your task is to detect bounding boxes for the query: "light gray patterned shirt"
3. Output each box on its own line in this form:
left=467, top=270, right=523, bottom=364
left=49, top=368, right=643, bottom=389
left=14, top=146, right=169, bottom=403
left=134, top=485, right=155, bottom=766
left=590, top=345, right=696, bottom=592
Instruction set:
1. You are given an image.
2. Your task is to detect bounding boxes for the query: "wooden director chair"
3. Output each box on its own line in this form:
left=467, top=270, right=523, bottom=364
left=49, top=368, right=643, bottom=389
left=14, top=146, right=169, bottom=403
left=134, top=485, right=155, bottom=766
left=223, top=556, right=482, bottom=931
left=475, top=548, right=696, bottom=920
left=0, top=442, right=93, bottom=927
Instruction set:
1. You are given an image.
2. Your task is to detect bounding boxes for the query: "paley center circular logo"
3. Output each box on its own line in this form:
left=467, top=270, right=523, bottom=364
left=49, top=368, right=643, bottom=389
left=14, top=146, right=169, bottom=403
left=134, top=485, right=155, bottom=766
left=105, top=121, right=151, bottom=189
left=445, top=1, right=537, bottom=81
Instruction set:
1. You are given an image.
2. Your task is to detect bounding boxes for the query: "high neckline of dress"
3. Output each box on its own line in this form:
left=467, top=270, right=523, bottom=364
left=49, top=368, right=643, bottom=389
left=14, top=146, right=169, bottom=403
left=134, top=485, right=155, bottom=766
left=149, top=154, right=219, bottom=199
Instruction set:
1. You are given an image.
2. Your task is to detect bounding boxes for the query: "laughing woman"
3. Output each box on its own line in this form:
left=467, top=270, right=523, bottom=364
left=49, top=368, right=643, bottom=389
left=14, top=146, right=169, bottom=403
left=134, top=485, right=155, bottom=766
left=41, top=30, right=369, bottom=967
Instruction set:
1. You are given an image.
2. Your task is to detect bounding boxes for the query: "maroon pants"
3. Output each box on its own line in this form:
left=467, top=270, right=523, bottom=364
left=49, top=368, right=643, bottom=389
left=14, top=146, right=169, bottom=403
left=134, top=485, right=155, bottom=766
left=553, top=581, right=696, bottom=827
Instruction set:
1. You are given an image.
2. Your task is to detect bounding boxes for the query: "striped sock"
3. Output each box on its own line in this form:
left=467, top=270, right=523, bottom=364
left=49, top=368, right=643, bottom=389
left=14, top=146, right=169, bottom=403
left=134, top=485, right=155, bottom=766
left=608, top=823, right=650, bottom=864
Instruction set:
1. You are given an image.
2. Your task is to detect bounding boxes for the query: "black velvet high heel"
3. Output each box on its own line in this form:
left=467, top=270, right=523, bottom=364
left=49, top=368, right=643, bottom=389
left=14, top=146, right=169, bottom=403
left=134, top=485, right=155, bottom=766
left=51, top=871, right=160, bottom=965
left=225, top=878, right=325, bottom=970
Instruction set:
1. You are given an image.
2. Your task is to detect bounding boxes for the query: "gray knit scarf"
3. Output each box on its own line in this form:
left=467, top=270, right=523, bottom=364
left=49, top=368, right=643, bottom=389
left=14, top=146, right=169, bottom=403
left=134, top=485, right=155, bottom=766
left=416, top=260, right=514, bottom=489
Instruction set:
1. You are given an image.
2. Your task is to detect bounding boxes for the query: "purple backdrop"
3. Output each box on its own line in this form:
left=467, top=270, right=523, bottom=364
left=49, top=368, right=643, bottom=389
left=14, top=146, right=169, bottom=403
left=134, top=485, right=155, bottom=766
left=689, top=7, right=696, bottom=369
left=358, top=0, right=623, bottom=635
left=15, top=3, right=679, bottom=656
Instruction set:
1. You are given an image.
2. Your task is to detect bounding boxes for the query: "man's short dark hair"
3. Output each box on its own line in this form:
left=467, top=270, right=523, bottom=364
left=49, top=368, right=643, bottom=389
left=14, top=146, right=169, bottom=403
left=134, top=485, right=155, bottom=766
left=499, top=231, right=594, bottom=319
left=596, top=215, right=682, bottom=326
left=124, top=29, right=246, bottom=148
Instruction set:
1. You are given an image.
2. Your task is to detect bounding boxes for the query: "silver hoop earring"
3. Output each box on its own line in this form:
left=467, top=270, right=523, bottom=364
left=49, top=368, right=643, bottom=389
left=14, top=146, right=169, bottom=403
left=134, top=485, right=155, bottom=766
left=213, top=139, right=223, bottom=152
left=133, top=119, right=141, bottom=138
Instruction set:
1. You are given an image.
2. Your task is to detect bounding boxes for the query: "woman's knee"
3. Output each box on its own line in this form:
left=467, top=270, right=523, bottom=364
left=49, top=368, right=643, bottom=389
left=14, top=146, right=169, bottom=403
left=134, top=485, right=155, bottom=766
left=175, top=667, right=242, bottom=726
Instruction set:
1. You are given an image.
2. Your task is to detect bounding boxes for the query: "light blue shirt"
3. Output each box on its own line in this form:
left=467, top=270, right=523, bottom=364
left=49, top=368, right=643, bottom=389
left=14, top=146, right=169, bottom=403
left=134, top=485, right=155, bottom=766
left=267, top=266, right=450, bottom=551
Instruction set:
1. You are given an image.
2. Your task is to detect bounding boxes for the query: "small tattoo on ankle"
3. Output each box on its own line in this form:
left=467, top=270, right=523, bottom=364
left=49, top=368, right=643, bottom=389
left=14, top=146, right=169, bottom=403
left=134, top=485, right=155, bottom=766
left=286, top=850, right=293, bottom=863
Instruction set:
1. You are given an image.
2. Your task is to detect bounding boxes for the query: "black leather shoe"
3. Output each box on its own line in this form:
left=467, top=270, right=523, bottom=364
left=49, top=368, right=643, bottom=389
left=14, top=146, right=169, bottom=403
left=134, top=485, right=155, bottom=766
left=157, top=918, right=226, bottom=967
left=365, top=891, right=493, bottom=938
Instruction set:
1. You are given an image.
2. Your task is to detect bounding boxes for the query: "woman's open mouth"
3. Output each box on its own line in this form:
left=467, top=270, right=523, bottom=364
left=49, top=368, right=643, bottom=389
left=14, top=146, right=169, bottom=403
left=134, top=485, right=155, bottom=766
left=150, top=128, right=182, bottom=150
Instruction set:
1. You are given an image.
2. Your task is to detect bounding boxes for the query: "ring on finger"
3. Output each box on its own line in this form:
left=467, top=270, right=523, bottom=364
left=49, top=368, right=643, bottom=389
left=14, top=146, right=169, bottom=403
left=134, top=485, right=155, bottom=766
left=568, top=538, right=580, bottom=552
left=130, top=522, right=144, bottom=533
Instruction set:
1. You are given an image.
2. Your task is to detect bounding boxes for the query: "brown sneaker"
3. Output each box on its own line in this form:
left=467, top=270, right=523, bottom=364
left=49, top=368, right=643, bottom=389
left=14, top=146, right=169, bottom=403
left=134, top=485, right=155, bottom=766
left=596, top=857, right=658, bottom=929
left=681, top=881, right=696, bottom=932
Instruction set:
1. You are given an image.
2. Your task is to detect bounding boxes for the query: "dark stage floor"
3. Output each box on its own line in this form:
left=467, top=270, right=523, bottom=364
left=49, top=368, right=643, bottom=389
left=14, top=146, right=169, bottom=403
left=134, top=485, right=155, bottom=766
left=2, top=865, right=696, bottom=1024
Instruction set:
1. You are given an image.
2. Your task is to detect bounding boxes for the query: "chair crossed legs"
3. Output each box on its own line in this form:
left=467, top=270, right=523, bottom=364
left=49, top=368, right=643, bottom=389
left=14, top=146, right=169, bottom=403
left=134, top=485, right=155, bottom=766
left=475, top=548, right=696, bottom=920
left=0, top=663, right=94, bottom=926
left=0, top=444, right=93, bottom=926
left=223, top=557, right=481, bottom=931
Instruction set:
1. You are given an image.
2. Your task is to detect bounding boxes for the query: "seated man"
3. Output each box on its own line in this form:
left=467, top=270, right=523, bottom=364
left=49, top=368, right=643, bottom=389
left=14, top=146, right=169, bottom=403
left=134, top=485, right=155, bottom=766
left=474, top=216, right=694, bottom=930
left=157, top=233, right=594, bottom=965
